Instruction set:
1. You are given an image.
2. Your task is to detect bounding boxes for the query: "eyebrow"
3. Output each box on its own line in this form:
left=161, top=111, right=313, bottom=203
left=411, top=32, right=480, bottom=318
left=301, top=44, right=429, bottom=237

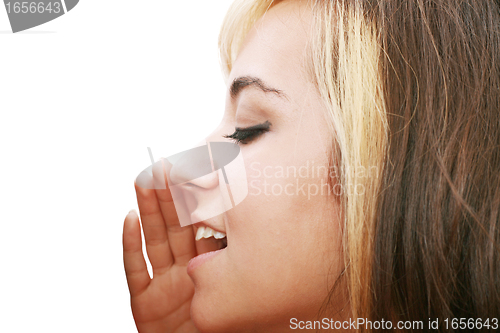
left=230, top=76, right=288, bottom=101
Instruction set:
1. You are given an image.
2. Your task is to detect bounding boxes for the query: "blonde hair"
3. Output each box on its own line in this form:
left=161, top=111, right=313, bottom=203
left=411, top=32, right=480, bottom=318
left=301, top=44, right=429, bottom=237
left=219, top=0, right=500, bottom=330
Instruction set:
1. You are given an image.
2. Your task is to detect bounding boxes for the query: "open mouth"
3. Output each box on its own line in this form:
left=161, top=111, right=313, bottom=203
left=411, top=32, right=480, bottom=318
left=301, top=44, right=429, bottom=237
left=195, top=226, right=227, bottom=250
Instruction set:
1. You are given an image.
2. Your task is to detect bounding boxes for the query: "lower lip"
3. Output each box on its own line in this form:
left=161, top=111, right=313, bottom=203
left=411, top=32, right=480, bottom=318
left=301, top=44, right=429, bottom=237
left=187, top=248, right=225, bottom=275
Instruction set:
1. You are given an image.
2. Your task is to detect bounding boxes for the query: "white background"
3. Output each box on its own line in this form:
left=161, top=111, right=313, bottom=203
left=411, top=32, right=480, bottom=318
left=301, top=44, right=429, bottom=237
left=0, top=0, right=234, bottom=331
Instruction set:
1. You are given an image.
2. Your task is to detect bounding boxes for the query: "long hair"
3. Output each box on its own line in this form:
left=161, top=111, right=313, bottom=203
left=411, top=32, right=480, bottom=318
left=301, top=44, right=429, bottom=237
left=219, top=0, right=500, bottom=331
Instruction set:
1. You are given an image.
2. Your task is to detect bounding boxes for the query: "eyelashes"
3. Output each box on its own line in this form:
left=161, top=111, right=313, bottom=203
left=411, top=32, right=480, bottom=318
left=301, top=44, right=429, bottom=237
left=224, top=120, right=272, bottom=145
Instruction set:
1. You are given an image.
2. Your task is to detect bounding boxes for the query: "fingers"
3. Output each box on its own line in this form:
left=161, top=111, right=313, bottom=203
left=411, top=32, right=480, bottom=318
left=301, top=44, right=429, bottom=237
left=154, top=159, right=197, bottom=266
left=123, top=210, right=151, bottom=297
left=135, top=182, right=175, bottom=274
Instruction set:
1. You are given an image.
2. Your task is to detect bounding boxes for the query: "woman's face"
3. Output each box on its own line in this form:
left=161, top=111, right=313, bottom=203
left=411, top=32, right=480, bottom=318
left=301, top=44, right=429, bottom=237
left=188, top=1, right=345, bottom=331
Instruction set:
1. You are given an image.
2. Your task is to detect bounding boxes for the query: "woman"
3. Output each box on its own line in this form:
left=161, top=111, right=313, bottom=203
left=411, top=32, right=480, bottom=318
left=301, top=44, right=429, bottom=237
left=123, top=0, right=500, bottom=332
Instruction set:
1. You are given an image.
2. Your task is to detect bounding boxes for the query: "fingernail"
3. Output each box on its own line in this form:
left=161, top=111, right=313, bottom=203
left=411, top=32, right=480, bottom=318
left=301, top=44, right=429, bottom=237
left=128, top=209, right=137, bottom=216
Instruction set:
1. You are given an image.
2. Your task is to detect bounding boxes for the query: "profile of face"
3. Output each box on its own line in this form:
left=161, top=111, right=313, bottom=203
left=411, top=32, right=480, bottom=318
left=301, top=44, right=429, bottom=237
left=185, top=1, right=346, bottom=332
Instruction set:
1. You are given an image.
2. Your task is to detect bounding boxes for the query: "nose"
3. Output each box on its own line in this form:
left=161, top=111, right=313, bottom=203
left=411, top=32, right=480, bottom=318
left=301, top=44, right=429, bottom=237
left=167, top=122, right=236, bottom=188
left=167, top=142, right=220, bottom=189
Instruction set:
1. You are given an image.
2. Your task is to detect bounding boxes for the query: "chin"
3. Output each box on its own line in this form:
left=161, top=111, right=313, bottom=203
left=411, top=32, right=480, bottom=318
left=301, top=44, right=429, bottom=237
left=190, top=289, right=297, bottom=333
left=190, top=292, right=236, bottom=333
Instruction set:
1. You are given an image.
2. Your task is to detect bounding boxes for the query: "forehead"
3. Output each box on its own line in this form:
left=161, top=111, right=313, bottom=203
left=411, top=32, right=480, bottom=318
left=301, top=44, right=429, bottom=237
left=228, top=1, right=314, bottom=95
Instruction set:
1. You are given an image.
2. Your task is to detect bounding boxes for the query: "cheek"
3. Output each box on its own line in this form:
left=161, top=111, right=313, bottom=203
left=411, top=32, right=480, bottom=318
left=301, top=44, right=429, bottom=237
left=223, top=156, right=343, bottom=305
left=235, top=134, right=339, bottom=259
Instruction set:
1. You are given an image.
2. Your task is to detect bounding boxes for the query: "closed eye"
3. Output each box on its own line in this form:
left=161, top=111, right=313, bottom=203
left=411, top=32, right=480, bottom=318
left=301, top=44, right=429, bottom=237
left=224, top=120, right=271, bottom=145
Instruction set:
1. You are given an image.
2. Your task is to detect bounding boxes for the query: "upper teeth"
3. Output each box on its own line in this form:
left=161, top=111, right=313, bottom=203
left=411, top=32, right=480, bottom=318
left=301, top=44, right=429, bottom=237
left=196, top=226, right=226, bottom=241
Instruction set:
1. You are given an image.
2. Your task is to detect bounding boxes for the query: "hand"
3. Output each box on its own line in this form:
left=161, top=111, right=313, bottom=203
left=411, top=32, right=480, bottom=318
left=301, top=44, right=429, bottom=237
left=122, top=161, right=201, bottom=333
